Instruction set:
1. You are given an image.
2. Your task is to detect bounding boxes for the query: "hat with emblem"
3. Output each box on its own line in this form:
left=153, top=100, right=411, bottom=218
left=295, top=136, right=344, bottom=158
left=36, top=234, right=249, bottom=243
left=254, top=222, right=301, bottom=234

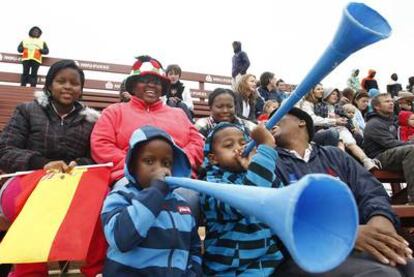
left=125, top=55, right=170, bottom=94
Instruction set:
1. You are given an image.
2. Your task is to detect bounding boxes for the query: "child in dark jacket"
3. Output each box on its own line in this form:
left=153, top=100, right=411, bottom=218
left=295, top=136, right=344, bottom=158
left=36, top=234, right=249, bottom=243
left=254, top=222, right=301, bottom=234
left=101, top=126, right=202, bottom=276
left=201, top=122, right=283, bottom=276
left=399, top=111, right=414, bottom=142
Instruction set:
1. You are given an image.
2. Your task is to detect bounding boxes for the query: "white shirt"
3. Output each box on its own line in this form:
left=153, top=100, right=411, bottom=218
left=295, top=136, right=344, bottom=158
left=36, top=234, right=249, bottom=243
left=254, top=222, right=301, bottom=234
left=242, top=100, right=250, bottom=118
left=285, top=144, right=313, bottom=163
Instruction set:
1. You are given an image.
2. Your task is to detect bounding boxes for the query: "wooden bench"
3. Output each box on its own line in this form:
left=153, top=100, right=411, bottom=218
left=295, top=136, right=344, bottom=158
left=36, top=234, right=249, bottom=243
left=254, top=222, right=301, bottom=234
left=372, top=169, right=414, bottom=226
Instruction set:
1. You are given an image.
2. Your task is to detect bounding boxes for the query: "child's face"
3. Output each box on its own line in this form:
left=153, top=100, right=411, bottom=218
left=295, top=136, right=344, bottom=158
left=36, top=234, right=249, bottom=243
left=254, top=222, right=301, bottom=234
left=209, top=127, right=246, bottom=172
left=132, top=138, right=173, bottom=188
left=167, top=71, right=180, bottom=84
left=409, top=115, right=414, bottom=127
left=344, top=109, right=355, bottom=119
left=265, top=102, right=279, bottom=114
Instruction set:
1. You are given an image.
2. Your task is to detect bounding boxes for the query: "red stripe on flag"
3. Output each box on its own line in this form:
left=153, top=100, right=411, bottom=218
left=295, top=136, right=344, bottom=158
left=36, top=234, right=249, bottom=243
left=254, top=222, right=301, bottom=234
left=48, top=167, right=110, bottom=261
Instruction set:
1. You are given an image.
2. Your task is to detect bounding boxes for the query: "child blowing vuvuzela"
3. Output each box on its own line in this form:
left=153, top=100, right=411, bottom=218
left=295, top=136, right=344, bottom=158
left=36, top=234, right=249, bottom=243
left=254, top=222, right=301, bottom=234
left=200, top=122, right=283, bottom=276
left=101, top=126, right=202, bottom=276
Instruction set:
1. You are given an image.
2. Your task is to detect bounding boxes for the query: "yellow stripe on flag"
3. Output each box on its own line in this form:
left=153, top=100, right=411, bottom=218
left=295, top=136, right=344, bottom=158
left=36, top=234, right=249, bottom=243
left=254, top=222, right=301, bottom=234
left=0, top=168, right=86, bottom=263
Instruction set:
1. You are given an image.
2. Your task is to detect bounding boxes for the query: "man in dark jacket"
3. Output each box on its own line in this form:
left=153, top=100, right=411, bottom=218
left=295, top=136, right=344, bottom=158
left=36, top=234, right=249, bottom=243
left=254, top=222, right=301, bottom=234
left=231, top=41, right=250, bottom=89
left=363, top=93, right=414, bottom=203
left=271, top=108, right=413, bottom=276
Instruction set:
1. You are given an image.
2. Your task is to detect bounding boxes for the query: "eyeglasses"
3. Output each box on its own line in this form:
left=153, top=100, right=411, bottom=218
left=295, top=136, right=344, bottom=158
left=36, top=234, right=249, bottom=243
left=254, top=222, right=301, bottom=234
left=136, top=75, right=162, bottom=86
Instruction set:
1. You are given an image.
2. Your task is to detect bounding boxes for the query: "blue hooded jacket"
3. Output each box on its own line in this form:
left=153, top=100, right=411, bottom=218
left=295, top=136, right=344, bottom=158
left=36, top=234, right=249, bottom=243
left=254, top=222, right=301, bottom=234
left=101, top=126, right=202, bottom=276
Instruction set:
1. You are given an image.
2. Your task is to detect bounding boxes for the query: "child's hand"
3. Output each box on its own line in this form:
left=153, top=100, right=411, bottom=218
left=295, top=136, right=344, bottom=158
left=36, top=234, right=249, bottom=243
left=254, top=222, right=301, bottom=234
left=250, top=123, right=275, bottom=148
left=44, top=160, right=77, bottom=173
left=235, top=146, right=255, bottom=170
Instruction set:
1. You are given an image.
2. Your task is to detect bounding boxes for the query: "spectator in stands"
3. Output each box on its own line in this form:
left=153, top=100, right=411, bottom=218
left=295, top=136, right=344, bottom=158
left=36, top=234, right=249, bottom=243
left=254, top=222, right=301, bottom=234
left=201, top=122, right=283, bottom=276
left=257, top=100, right=279, bottom=122
left=399, top=111, right=414, bottom=142
left=395, top=91, right=414, bottom=113
left=317, top=87, right=377, bottom=170
left=258, top=71, right=278, bottom=101
left=231, top=41, right=250, bottom=90
left=364, top=93, right=414, bottom=204
left=118, top=79, right=131, bottom=102
left=91, top=55, right=204, bottom=183
left=101, top=126, right=201, bottom=276
left=338, top=87, right=355, bottom=106
left=343, top=103, right=363, bottom=140
left=271, top=108, right=414, bottom=276
left=407, top=76, right=414, bottom=94
left=353, top=91, right=369, bottom=132
left=165, top=64, right=194, bottom=121
left=0, top=60, right=105, bottom=276
left=387, top=73, right=403, bottom=98
left=17, top=26, right=49, bottom=87
left=195, top=88, right=255, bottom=138
left=235, top=74, right=260, bottom=122
left=275, top=79, right=289, bottom=103
left=361, top=69, right=379, bottom=91
left=347, top=68, right=361, bottom=92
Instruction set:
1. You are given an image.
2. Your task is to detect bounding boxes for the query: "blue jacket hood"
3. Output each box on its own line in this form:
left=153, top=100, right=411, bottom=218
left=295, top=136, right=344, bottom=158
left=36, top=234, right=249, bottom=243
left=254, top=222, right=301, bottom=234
left=124, top=126, right=191, bottom=186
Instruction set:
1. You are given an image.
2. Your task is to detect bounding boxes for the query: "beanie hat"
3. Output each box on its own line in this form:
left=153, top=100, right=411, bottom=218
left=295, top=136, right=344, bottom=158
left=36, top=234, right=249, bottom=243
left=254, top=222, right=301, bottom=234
left=368, top=88, right=379, bottom=98
left=124, top=55, right=170, bottom=94
left=29, top=26, right=42, bottom=37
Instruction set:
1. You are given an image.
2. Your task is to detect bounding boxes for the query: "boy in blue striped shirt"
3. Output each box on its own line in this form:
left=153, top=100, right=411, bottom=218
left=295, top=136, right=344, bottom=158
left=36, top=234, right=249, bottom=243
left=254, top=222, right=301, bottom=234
left=201, top=122, right=284, bottom=276
left=101, top=126, right=202, bottom=276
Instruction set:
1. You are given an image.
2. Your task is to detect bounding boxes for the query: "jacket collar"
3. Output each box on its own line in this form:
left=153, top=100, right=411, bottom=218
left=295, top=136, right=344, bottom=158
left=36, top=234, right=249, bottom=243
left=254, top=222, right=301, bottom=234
left=34, top=90, right=100, bottom=123
left=130, top=96, right=164, bottom=111
left=276, top=143, right=320, bottom=162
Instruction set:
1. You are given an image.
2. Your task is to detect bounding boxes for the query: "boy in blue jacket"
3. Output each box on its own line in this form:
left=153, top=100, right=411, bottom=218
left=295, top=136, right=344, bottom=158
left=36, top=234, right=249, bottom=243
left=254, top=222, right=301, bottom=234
left=101, top=126, right=202, bottom=276
left=201, top=122, right=284, bottom=276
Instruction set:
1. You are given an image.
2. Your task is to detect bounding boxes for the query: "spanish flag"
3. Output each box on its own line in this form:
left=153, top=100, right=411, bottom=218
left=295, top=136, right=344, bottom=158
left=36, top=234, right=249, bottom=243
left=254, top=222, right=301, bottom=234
left=0, top=167, right=110, bottom=263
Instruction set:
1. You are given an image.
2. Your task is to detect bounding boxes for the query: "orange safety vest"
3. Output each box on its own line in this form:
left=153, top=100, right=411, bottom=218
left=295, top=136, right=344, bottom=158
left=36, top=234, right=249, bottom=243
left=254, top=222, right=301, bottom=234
left=22, top=37, right=45, bottom=63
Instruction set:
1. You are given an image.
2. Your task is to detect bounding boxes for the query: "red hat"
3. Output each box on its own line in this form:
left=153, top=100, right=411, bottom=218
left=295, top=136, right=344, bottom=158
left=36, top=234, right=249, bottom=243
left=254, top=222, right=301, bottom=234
left=125, top=55, right=170, bottom=94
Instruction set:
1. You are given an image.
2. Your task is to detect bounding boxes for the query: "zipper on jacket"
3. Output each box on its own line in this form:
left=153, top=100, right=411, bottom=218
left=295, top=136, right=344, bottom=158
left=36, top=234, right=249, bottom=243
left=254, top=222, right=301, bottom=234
left=167, top=209, right=177, bottom=271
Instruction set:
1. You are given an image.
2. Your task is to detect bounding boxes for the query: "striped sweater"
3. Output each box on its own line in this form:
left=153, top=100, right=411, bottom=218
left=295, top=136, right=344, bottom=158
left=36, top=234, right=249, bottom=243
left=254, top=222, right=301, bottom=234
left=102, top=184, right=202, bottom=276
left=201, top=144, right=284, bottom=276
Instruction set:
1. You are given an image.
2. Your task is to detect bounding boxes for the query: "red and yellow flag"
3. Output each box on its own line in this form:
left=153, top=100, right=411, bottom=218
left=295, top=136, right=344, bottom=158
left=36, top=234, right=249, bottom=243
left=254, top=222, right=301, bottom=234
left=0, top=167, right=110, bottom=263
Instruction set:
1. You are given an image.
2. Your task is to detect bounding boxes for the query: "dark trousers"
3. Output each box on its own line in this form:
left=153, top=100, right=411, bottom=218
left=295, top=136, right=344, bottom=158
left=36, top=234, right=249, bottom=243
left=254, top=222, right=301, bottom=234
left=376, top=145, right=414, bottom=201
left=277, top=251, right=414, bottom=277
left=166, top=99, right=194, bottom=122
left=20, top=60, right=40, bottom=87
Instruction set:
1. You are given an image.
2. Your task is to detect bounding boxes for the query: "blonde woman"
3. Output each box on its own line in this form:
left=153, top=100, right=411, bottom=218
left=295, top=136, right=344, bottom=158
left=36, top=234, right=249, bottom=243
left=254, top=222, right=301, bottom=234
left=235, top=73, right=258, bottom=122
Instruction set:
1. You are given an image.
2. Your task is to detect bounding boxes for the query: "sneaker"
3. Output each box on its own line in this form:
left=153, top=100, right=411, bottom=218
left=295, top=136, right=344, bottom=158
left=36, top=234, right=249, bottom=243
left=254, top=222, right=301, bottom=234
left=363, top=158, right=379, bottom=171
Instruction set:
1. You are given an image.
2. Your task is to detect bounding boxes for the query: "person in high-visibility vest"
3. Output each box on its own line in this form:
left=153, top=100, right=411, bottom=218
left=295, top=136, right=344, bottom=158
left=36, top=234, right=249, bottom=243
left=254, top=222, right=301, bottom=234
left=17, top=26, right=49, bottom=87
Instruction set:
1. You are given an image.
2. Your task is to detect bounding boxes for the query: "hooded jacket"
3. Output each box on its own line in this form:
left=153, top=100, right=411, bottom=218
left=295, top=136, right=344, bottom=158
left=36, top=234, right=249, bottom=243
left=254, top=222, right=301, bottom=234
left=274, top=144, right=398, bottom=226
left=101, top=126, right=202, bottom=276
left=200, top=123, right=284, bottom=276
left=347, top=69, right=361, bottom=91
left=231, top=43, right=250, bottom=78
left=0, top=91, right=99, bottom=173
left=363, top=112, right=408, bottom=158
left=91, top=97, right=204, bottom=183
left=361, top=69, right=379, bottom=91
left=399, top=111, right=414, bottom=142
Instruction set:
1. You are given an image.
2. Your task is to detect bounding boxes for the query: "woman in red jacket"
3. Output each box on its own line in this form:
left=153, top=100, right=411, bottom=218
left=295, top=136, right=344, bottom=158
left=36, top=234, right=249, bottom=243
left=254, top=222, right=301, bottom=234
left=91, top=55, right=204, bottom=183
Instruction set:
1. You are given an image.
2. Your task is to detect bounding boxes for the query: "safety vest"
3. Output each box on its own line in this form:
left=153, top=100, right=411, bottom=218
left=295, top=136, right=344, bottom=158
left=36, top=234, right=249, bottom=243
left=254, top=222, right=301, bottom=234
left=22, top=37, right=44, bottom=63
